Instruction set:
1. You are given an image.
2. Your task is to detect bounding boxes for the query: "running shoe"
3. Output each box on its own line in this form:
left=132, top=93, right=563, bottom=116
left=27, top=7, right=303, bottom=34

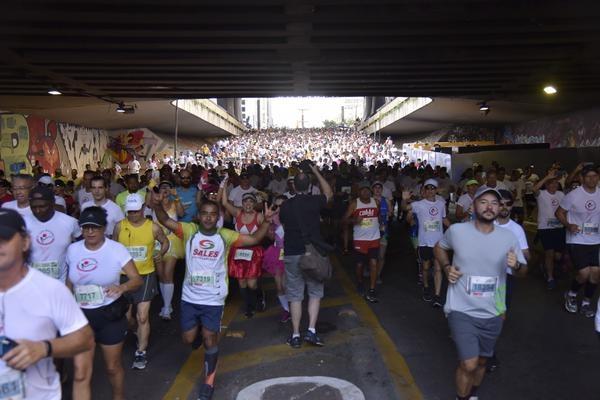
left=303, top=331, right=324, bottom=347
left=286, top=335, right=302, bottom=349
left=564, top=292, right=578, bottom=313
left=159, top=307, right=172, bottom=321
left=422, top=287, right=433, bottom=302
left=132, top=351, right=147, bottom=370
left=244, top=310, right=255, bottom=319
left=256, top=290, right=267, bottom=312
left=279, top=310, right=291, bottom=323
left=486, top=354, right=499, bottom=373
left=197, top=383, right=214, bottom=400
left=580, top=303, right=595, bottom=318
left=365, top=289, right=379, bottom=303
left=546, top=279, right=556, bottom=291
left=432, top=295, right=443, bottom=308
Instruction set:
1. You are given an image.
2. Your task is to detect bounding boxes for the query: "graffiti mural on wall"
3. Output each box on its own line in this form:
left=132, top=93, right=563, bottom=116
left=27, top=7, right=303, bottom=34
left=108, top=128, right=167, bottom=165
left=0, top=114, right=111, bottom=174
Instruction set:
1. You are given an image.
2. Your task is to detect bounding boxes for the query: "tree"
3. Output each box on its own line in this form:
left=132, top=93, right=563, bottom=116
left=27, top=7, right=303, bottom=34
left=322, top=119, right=338, bottom=129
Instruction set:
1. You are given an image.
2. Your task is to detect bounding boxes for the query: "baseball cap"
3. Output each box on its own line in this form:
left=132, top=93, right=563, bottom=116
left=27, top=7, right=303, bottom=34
left=358, top=181, right=372, bottom=191
left=158, top=180, right=173, bottom=188
left=0, top=208, right=27, bottom=239
left=581, top=164, right=598, bottom=177
left=125, top=193, right=145, bottom=212
left=78, top=206, right=108, bottom=227
left=371, top=181, right=384, bottom=188
left=424, top=179, right=438, bottom=188
left=465, top=179, right=479, bottom=186
left=38, top=175, right=54, bottom=185
left=54, top=179, right=66, bottom=187
left=498, top=189, right=513, bottom=201
left=29, top=186, right=55, bottom=202
left=474, top=186, right=502, bottom=201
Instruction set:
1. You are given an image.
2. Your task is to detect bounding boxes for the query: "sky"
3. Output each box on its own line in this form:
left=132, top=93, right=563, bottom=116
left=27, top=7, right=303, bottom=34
left=246, top=96, right=364, bottom=128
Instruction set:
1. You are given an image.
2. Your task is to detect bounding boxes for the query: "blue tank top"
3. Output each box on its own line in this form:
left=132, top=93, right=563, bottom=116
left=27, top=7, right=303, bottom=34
left=177, top=186, right=199, bottom=222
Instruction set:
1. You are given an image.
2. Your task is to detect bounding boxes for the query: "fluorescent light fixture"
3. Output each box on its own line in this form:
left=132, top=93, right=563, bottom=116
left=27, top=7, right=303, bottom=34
left=479, top=103, right=490, bottom=112
left=116, top=103, right=126, bottom=113
left=116, top=102, right=135, bottom=114
left=543, top=85, right=557, bottom=95
left=48, top=89, right=62, bottom=95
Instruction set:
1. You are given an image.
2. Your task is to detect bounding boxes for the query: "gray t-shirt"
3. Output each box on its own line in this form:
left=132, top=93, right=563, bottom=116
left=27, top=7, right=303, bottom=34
left=437, top=221, right=526, bottom=319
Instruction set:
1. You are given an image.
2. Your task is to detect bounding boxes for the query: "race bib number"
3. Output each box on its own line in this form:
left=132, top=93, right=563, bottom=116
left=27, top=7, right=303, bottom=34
left=424, top=220, right=441, bottom=232
left=127, top=246, right=148, bottom=261
left=74, top=285, right=105, bottom=306
left=279, top=248, right=285, bottom=261
left=0, top=369, right=25, bottom=400
left=189, top=270, right=215, bottom=287
left=547, top=218, right=562, bottom=228
left=32, top=260, right=59, bottom=279
left=467, top=276, right=498, bottom=297
left=360, top=218, right=374, bottom=228
left=582, top=223, right=599, bottom=235
left=234, top=249, right=253, bottom=261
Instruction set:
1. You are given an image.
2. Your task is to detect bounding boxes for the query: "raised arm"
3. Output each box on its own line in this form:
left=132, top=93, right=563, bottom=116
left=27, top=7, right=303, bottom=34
left=150, top=190, right=181, bottom=233
left=309, top=163, right=333, bottom=202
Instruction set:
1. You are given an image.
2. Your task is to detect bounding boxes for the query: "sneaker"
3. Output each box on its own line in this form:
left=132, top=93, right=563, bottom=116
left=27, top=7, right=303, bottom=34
left=432, top=295, right=443, bottom=308
left=197, top=383, right=214, bottom=400
left=159, top=307, right=172, bottom=321
left=546, top=279, right=556, bottom=291
left=422, top=287, right=433, bottom=302
left=256, top=290, right=267, bottom=312
left=279, top=310, right=291, bottom=323
left=286, top=335, right=302, bottom=349
left=132, top=351, right=147, bottom=370
left=303, top=330, right=324, bottom=346
left=564, top=292, right=578, bottom=313
left=486, top=354, right=499, bottom=373
left=244, top=310, right=255, bottom=319
left=365, top=289, right=379, bottom=303
left=580, top=303, right=596, bottom=318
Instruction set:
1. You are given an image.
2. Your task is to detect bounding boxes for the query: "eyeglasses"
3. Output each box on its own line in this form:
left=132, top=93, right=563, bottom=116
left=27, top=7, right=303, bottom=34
left=81, top=225, right=103, bottom=232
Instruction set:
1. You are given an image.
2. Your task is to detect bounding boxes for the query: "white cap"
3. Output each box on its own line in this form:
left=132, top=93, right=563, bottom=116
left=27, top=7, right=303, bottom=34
left=423, top=179, right=438, bottom=188
left=125, top=193, right=145, bottom=212
left=38, top=176, right=54, bottom=185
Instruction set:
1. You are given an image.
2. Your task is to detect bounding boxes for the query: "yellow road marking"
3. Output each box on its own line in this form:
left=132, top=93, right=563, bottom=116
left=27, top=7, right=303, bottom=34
left=218, top=328, right=358, bottom=374
left=162, top=295, right=241, bottom=400
left=232, top=295, right=352, bottom=322
left=333, top=256, right=424, bottom=400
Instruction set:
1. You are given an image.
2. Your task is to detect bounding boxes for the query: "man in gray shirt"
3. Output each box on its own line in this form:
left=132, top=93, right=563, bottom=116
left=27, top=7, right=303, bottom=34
left=434, top=186, right=526, bottom=400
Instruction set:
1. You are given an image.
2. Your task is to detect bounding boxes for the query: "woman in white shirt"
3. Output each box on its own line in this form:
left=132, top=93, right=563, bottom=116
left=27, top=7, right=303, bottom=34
left=67, top=206, right=142, bottom=400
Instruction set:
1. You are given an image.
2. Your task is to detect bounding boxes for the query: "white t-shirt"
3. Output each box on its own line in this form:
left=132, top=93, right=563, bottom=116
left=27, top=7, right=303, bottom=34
left=266, top=179, right=287, bottom=196
left=537, top=190, right=565, bottom=230
left=495, top=219, right=529, bottom=275
left=128, top=159, right=141, bottom=174
left=2, top=200, right=33, bottom=218
left=411, top=198, right=446, bottom=247
left=76, top=188, right=94, bottom=207
left=81, top=199, right=125, bottom=238
left=456, top=193, right=474, bottom=219
left=559, top=186, right=600, bottom=245
left=25, top=213, right=81, bottom=282
left=66, top=239, right=132, bottom=309
left=525, top=174, right=540, bottom=194
left=54, top=195, right=66, bottom=210
left=228, top=186, right=257, bottom=207
left=0, top=268, right=88, bottom=400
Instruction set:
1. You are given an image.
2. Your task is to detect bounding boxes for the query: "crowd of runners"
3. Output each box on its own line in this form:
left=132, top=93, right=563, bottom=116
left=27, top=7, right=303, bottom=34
left=0, top=128, right=599, bottom=400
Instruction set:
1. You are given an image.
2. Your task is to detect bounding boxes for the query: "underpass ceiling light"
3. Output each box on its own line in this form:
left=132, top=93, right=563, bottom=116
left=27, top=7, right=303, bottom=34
left=543, top=85, right=557, bottom=95
left=116, top=102, right=126, bottom=113
left=478, top=102, right=490, bottom=115
left=48, top=89, right=62, bottom=95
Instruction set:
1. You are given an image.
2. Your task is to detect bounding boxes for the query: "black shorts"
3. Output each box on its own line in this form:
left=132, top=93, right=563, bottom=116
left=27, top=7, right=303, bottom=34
left=418, top=246, right=434, bottom=262
left=354, top=247, right=379, bottom=265
left=121, top=272, right=157, bottom=304
left=538, top=229, right=565, bottom=252
left=83, top=301, right=128, bottom=345
left=568, top=244, right=600, bottom=270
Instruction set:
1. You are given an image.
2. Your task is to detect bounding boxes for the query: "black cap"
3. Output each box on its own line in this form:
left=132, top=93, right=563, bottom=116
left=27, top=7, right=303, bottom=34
left=54, top=179, right=66, bottom=187
left=581, top=164, right=598, bottom=177
left=0, top=208, right=27, bottom=239
left=78, top=206, right=108, bottom=227
left=29, top=186, right=55, bottom=202
left=498, top=189, right=513, bottom=201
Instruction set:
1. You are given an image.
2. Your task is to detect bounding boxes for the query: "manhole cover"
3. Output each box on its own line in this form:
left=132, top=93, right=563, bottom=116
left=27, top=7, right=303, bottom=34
left=236, top=376, right=365, bottom=400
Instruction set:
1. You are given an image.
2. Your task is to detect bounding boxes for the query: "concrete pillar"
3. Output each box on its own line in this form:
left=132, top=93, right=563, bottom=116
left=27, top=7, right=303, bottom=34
left=363, top=96, right=373, bottom=120
left=234, top=98, right=242, bottom=121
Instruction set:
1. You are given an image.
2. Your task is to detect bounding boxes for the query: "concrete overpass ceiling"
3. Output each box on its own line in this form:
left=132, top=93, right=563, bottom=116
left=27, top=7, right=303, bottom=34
left=1, top=0, right=599, bottom=111
left=379, top=97, right=574, bottom=135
